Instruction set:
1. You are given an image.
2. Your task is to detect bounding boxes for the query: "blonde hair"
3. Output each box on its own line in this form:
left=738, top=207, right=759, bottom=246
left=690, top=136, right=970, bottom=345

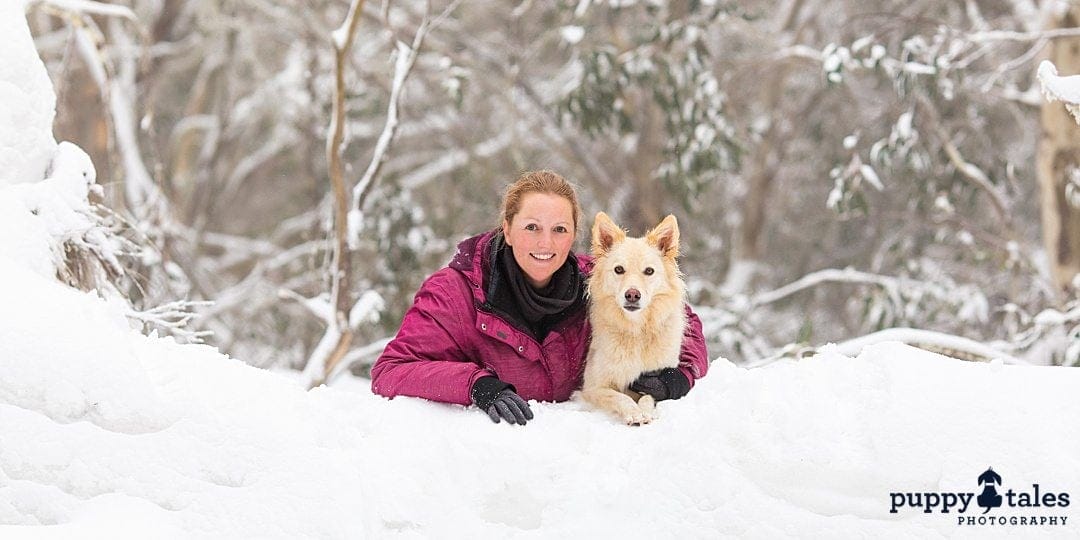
left=500, top=170, right=582, bottom=232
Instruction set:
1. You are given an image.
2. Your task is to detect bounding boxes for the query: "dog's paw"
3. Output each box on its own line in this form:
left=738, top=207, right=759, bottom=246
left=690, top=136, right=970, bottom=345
left=637, top=394, right=656, bottom=413
left=623, top=409, right=653, bottom=426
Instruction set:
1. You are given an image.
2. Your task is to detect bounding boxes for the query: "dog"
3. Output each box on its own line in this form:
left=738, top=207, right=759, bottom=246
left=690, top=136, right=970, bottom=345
left=579, top=212, right=687, bottom=425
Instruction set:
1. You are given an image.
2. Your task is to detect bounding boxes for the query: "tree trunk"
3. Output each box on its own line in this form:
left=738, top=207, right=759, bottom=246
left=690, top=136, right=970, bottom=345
left=626, top=93, right=665, bottom=234
left=724, top=0, right=806, bottom=293
left=1037, top=6, right=1080, bottom=292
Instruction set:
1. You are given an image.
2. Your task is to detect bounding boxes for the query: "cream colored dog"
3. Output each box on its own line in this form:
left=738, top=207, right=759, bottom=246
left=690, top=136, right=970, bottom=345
left=579, top=212, right=687, bottom=425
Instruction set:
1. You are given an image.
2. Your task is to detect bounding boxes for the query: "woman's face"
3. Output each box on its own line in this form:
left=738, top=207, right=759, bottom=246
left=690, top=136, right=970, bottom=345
left=502, top=192, right=576, bottom=288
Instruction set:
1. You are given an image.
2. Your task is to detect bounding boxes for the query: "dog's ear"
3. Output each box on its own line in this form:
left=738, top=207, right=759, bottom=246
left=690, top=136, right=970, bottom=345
left=647, top=215, right=680, bottom=259
left=591, top=212, right=625, bottom=255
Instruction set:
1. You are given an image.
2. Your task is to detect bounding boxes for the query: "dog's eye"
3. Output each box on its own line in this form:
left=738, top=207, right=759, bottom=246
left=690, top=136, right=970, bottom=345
left=643, top=267, right=654, bottom=276
left=614, top=265, right=625, bottom=275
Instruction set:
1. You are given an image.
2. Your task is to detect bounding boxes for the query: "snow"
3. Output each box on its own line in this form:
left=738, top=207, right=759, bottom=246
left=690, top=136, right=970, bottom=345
left=0, top=141, right=105, bottom=284
left=560, top=25, right=585, bottom=45
left=348, top=289, right=385, bottom=327
left=331, top=0, right=364, bottom=51
left=831, top=327, right=1022, bottom=364
left=0, top=0, right=57, bottom=187
left=4, top=6, right=1080, bottom=539
left=2, top=254, right=1080, bottom=537
left=1038, top=60, right=1080, bottom=123
left=859, top=163, right=884, bottom=190
left=32, top=0, right=137, bottom=21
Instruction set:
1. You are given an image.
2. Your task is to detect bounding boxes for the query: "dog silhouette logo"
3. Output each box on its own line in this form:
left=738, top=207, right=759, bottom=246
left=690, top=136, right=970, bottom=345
left=977, top=467, right=1003, bottom=514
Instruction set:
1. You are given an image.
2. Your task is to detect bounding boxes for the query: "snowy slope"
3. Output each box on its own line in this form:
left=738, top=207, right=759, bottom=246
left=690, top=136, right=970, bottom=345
left=1, top=254, right=1079, bottom=538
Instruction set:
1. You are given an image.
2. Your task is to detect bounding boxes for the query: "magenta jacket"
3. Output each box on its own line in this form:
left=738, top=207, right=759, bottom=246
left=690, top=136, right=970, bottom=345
left=370, top=230, right=709, bottom=405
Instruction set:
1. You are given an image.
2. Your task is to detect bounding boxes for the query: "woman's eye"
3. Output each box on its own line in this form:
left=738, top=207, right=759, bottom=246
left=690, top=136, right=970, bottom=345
left=524, top=223, right=538, bottom=231
left=554, top=225, right=568, bottom=233
left=643, top=267, right=654, bottom=276
left=614, top=266, right=625, bottom=275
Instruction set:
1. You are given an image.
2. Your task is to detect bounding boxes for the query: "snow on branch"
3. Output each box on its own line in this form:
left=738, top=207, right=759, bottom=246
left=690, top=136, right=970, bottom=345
left=750, top=267, right=899, bottom=308
left=728, top=262, right=1050, bottom=367
left=314, top=0, right=370, bottom=391
left=399, top=132, right=513, bottom=190
left=347, top=15, right=432, bottom=246
left=279, top=289, right=335, bottom=324
left=969, top=27, right=1080, bottom=44
left=990, top=300, right=1080, bottom=365
left=1038, top=60, right=1080, bottom=124
left=29, top=0, right=137, bottom=22
left=332, top=0, right=365, bottom=52
left=349, top=289, right=385, bottom=328
left=127, top=300, right=215, bottom=343
left=301, top=2, right=465, bottom=389
left=830, top=327, right=1027, bottom=365
left=304, top=2, right=446, bottom=389
left=197, top=238, right=324, bottom=321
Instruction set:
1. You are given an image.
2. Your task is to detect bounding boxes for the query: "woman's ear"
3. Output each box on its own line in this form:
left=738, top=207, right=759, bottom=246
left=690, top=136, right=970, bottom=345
left=501, top=219, right=512, bottom=245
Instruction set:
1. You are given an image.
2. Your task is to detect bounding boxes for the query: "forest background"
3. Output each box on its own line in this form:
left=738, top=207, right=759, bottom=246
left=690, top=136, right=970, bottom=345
left=24, top=0, right=1080, bottom=386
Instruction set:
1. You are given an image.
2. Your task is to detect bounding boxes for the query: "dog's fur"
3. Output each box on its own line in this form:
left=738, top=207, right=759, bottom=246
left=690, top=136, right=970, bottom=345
left=579, top=212, right=687, bottom=425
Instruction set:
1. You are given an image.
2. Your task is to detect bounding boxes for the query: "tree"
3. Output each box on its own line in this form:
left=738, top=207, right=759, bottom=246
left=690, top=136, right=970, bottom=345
left=28, top=0, right=1080, bottom=372
left=1037, top=5, right=1080, bottom=293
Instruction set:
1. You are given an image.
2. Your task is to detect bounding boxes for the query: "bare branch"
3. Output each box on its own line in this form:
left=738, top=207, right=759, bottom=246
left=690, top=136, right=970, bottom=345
left=127, top=300, right=215, bottom=343
left=831, top=327, right=1028, bottom=365
left=936, top=127, right=1011, bottom=222
left=326, top=337, right=392, bottom=383
left=915, top=94, right=1014, bottom=232
left=317, top=0, right=369, bottom=386
left=969, top=27, right=1080, bottom=44
left=349, top=13, right=431, bottom=221
left=399, top=132, right=513, bottom=190
left=751, top=267, right=900, bottom=308
left=30, top=0, right=137, bottom=22
left=308, top=1, right=439, bottom=389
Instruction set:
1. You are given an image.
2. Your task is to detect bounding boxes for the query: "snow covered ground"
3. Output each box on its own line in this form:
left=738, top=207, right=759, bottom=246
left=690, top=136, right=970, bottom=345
left=4, top=5, right=1080, bottom=539
left=2, top=249, right=1079, bottom=538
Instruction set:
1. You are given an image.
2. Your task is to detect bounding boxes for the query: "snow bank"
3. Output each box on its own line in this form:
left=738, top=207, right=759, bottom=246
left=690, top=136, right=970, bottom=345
left=0, top=1, right=58, bottom=187
left=0, top=3, right=99, bottom=280
left=1, top=248, right=1079, bottom=537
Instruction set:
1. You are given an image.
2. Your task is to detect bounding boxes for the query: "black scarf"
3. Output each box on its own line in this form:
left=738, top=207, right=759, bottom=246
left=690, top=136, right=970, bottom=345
left=485, top=233, right=584, bottom=340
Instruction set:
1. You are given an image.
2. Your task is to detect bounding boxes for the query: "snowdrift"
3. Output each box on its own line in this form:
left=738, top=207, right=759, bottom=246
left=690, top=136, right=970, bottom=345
left=1, top=245, right=1078, bottom=538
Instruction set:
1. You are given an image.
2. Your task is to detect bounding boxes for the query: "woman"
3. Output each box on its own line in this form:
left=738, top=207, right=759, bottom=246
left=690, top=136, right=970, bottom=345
left=371, top=170, right=709, bottom=425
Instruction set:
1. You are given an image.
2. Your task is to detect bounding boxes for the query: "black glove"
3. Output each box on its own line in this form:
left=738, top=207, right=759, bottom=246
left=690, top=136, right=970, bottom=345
left=629, top=367, right=691, bottom=401
left=471, top=376, right=534, bottom=425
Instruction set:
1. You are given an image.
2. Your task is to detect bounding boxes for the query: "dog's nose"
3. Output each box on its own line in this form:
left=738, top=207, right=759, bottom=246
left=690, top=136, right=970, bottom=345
left=624, top=288, right=640, bottom=303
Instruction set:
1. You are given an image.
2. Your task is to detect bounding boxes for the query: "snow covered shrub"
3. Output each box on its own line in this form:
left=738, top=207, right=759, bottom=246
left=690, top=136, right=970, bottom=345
left=4, top=2, right=209, bottom=344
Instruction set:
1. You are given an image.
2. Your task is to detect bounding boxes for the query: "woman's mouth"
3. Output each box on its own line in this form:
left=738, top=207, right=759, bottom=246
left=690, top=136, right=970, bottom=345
left=530, top=253, right=555, bottom=261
